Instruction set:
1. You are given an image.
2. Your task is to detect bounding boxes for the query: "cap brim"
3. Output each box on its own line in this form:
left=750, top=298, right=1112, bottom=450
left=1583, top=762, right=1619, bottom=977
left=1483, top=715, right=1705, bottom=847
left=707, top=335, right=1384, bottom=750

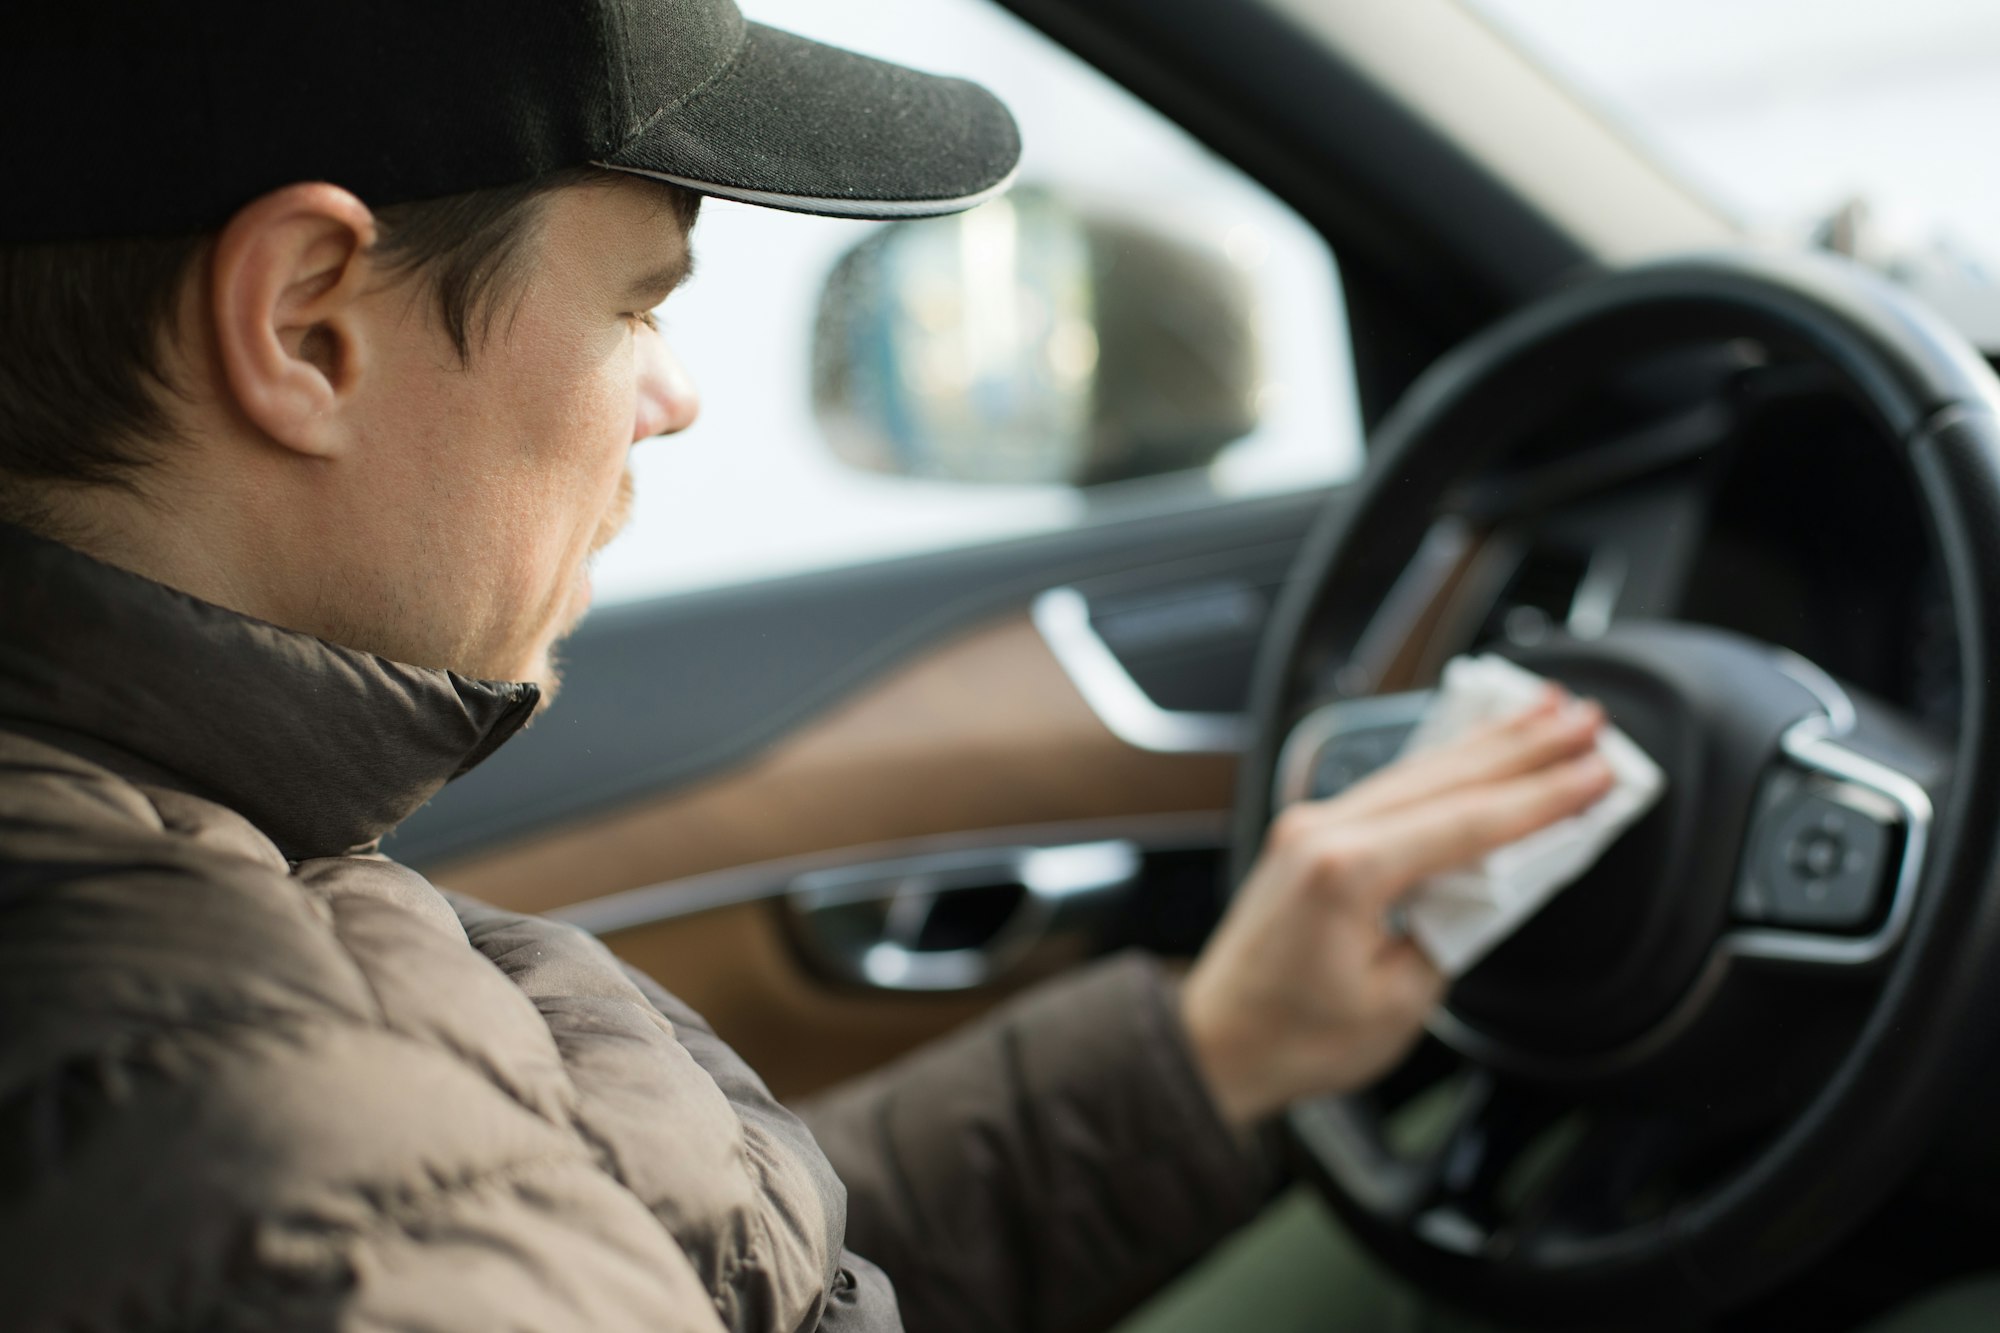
left=598, top=23, right=1021, bottom=220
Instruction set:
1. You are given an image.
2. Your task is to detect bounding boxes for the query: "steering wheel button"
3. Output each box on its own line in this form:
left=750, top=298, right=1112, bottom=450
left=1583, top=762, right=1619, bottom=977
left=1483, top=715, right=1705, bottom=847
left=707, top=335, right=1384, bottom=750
left=1310, top=725, right=1412, bottom=799
left=1738, top=774, right=1899, bottom=930
left=1788, top=827, right=1846, bottom=880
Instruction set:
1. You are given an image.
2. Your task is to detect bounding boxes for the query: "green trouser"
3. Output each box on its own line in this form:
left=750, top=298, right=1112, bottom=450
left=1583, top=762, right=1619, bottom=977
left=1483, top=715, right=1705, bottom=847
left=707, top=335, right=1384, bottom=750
left=1117, top=1188, right=2000, bottom=1333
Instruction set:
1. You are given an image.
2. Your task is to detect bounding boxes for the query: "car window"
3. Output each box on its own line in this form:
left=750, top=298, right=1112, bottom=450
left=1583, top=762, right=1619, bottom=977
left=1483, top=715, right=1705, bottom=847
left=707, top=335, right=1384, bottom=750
left=590, top=0, right=1361, bottom=606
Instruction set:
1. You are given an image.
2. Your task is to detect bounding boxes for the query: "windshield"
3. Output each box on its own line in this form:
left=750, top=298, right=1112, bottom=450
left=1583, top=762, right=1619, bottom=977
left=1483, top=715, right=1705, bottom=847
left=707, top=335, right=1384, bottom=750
left=1463, top=0, right=2000, bottom=344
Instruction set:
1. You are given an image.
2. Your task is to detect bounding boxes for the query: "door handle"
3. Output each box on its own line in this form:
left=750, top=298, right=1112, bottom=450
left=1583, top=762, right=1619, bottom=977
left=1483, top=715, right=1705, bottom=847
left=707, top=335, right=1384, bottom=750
left=783, top=840, right=1141, bottom=992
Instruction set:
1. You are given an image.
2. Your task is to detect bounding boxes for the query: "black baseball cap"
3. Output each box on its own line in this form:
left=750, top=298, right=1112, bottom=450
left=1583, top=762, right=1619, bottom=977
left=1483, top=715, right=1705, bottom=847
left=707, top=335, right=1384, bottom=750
left=5, top=0, right=1023, bottom=244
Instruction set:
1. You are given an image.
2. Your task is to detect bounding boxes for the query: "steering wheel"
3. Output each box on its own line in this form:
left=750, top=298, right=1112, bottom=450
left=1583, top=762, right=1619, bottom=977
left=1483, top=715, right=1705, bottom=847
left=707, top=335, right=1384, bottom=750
left=1232, top=250, right=2000, bottom=1327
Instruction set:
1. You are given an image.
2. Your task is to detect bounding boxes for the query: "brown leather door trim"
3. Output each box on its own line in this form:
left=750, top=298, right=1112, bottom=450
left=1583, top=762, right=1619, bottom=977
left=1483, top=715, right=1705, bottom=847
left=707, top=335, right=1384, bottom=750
left=436, top=613, right=1237, bottom=916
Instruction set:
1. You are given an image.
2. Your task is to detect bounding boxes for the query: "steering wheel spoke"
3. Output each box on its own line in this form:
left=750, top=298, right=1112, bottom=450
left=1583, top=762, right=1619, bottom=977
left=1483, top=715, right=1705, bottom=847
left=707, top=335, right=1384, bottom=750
left=1400, top=1079, right=1709, bottom=1266
left=1404, top=1072, right=1568, bottom=1254
left=1505, top=1107, right=1692, bottom=1261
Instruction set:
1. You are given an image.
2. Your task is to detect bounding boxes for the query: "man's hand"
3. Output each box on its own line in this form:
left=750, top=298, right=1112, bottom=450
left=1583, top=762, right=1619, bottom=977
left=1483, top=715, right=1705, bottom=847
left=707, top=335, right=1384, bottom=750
left=1181, top=690, right=1614, bottom=1128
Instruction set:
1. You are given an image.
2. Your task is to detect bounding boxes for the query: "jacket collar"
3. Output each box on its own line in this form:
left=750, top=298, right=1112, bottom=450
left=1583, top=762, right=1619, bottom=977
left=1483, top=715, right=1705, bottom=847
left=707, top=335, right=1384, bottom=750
left=0, top=522, right=540, bottom=861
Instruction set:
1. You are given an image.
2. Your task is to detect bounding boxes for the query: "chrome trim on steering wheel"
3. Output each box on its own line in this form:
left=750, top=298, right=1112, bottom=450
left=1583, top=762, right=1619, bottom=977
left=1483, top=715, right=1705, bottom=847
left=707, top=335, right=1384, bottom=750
left=1771, top=652, right=1860, bottom=738
left=1728, top=717, right=1933, bottom=966
left=1272, top=691, right=1432, bottom=809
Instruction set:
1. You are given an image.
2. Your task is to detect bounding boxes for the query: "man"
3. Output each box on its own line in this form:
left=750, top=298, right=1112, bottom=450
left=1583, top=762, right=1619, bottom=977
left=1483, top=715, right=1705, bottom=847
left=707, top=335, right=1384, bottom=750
left=0, top=2, right=1614, bottom=1329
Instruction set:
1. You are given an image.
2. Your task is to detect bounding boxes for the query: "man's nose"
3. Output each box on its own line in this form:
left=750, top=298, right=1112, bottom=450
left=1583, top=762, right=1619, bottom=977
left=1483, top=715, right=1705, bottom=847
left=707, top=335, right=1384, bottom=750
left=633, top=328, right=700, bottom=442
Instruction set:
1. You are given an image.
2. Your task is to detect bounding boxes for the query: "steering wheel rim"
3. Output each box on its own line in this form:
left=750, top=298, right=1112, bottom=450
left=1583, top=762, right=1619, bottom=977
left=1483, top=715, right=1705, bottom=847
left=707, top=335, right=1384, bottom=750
left=1232, top=248, right=2000, bottom=1325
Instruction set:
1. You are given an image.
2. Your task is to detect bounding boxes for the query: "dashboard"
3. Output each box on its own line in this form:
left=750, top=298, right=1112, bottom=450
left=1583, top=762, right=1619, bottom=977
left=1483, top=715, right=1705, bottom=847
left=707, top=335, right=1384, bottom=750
left=1425, top=353, right=1962, bottom=738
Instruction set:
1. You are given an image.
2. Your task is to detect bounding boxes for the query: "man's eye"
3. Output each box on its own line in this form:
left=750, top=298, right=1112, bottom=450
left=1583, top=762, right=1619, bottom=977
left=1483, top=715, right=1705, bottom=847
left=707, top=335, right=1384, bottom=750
left=627, top=309, right=661, bottom=332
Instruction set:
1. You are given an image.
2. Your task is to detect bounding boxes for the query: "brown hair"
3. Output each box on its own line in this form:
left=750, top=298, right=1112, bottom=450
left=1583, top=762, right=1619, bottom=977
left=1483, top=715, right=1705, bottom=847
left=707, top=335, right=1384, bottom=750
left=0, top=168, right=695, bottom=507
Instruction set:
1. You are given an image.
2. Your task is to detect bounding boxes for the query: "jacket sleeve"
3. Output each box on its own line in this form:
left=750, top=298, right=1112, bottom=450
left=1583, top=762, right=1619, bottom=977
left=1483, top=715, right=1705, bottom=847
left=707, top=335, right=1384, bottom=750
left=793, top=953, right=1276, bottom=1333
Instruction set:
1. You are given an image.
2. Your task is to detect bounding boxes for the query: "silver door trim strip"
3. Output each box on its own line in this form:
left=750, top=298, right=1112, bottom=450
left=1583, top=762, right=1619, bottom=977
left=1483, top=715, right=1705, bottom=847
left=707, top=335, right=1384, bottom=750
left=1030, top=586, right=1250, bottom=755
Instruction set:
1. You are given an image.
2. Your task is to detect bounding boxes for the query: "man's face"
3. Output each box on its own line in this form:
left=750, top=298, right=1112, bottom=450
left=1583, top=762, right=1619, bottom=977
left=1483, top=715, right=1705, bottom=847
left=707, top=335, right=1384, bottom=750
left=327, top=176, right=698, bottom=693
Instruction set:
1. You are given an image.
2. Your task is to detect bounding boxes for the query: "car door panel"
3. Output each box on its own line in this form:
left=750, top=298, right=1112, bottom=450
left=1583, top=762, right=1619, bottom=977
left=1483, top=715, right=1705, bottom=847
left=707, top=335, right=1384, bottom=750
left=431, top=612, right=1236, bottom=913
left=391, top=485, right=1334, bottom=875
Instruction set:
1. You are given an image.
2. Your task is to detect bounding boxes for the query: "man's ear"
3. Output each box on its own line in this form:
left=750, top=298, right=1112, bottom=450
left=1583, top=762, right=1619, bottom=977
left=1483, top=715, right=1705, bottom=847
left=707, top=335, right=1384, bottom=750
left=209, top=183, right=379, bottom=458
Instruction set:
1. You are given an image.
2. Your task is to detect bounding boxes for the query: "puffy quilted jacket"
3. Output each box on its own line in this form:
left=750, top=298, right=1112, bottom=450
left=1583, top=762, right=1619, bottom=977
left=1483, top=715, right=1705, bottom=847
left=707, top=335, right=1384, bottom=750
left=0, top=522, right=1267, bottom=1332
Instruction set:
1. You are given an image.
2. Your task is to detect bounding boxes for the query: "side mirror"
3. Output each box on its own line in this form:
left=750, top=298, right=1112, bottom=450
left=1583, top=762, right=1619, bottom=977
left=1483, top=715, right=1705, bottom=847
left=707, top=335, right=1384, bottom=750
left=811, top=188, right=1263, bottom=487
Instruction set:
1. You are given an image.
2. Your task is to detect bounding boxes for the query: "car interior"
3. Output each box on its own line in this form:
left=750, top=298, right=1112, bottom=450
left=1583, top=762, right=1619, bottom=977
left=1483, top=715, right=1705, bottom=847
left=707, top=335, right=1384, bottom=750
left=384, top=0, right=2000, bottom=1327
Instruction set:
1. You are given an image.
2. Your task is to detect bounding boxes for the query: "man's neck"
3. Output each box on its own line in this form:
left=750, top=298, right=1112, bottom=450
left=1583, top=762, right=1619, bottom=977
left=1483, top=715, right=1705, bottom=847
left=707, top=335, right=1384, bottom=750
left=20, top=469, right=273, bottom=624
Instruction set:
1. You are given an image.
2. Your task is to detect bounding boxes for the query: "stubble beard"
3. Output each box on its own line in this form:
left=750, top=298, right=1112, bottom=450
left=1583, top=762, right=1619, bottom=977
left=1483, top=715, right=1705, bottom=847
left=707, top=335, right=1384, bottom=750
left=528, top=468, right=636, bottom=716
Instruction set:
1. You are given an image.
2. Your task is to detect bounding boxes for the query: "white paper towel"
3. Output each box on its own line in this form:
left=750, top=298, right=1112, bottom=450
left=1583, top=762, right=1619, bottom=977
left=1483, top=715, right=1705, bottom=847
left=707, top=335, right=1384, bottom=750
left=1399, top=655, right=1665, bottom=976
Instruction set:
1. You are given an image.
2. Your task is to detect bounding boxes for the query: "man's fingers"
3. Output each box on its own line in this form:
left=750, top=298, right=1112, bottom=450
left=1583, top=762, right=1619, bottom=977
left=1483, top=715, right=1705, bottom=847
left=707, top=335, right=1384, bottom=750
left=1351, top=750, right=1616, bottom=906
left=1373, top=933, right=1446, bottom=995
left=1321, top=694, right=1603, bottom=823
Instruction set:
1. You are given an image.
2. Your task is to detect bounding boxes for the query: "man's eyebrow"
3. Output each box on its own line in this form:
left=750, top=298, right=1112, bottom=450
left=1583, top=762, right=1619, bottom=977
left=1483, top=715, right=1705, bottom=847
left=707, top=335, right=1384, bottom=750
left=628, top=251, right=696, bottom=303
